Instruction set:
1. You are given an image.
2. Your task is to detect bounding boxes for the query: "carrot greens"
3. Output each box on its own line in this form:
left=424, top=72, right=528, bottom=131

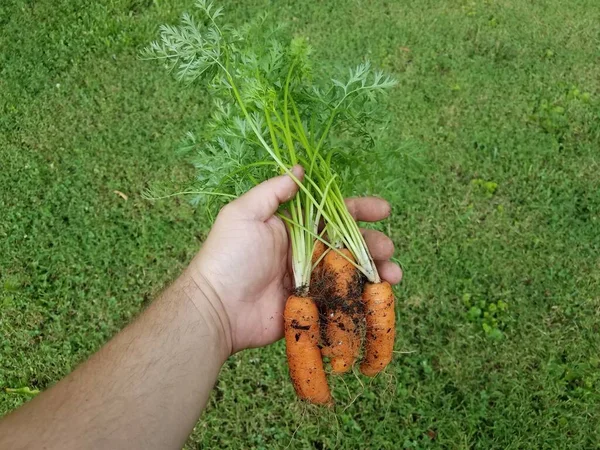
left=143, top=0, right=395, bottom=287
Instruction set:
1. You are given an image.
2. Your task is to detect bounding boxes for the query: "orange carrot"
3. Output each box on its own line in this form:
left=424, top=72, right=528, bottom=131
left=320, top=248, right=362, bottom=374
left=321, top=309, right=361, bottom=373
left=310, top=239, right=327, bottom=284
left=284, top=295, right=332, bottom=404
left=360, top=281, right=395, bottom=377
left=323, top=248, right=358, bottom=298
left=311, top=239, right=326, bottom=268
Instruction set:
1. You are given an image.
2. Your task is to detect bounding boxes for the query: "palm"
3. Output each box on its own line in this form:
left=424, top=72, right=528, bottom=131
left=195, top=209, right=292, bottom=351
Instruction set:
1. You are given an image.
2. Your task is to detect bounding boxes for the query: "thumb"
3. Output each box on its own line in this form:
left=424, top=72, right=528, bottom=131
left=231, top=165, right=304, bottom=221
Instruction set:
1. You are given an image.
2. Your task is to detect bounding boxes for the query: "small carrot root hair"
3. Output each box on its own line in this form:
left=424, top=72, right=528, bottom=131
left=284, top=295, right=332, bottom=405
left=360, top=281, right=395, bottom=377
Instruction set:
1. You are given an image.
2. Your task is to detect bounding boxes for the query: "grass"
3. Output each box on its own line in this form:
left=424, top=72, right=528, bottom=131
left=1, top=0, right=599, bottom=448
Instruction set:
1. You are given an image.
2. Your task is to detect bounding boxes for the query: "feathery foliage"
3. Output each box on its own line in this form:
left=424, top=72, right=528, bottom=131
left=144, top=0, right=396, bottom=285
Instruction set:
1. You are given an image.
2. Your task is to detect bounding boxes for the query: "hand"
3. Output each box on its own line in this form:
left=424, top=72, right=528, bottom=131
left=185, top=166, right=403, bottom=354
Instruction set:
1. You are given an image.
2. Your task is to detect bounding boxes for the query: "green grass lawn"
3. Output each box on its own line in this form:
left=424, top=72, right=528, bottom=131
left=2, top=0, right=600, bottom=448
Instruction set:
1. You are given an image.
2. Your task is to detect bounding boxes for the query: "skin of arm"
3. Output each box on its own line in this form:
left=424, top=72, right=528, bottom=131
left=0, top=166, right=402, bottom=450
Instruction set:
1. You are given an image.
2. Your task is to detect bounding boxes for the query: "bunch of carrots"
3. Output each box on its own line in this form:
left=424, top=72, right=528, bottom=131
left=287, top=239, right=396, bottom=405
left=145, top=0, right=397, bottom=405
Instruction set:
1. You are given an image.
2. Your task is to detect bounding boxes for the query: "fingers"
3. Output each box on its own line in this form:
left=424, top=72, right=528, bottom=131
left=346, top=198, right=401, bottom=284
left=375, top=260, right=403, bottom=285
left=361, top=228, right=402, bottom=285
left=231, top=165, right=304, bottom=221
left=345, top=197, right=391, bottom=223
left=362, top=229, right=394, bottom=261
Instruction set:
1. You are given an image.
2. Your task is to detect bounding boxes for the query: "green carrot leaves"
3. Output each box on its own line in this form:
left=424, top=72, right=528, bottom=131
left=144, top=1, right=396, bottom=285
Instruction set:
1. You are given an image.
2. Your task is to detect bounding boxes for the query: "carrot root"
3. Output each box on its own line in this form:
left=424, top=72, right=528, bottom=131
left=311, top=239, right=326, bottom=268
left=323, top=248, right=359, bottom=299
left=284, top=295, right=332, bottom=405
left=309, top=240, right=327, bottom=298
left=320, top=248, right=362, bottom=374
left=360, top=281, right=395, bottom=377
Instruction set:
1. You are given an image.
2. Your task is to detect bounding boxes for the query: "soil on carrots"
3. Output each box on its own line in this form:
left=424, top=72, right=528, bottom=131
left=310, top=269, right=366, bottom=349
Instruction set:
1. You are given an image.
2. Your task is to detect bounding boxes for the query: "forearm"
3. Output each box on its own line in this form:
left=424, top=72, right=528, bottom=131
left=0, top=271, right=231, bottom=450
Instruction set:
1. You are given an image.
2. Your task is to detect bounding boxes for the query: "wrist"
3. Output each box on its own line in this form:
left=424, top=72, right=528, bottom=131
left=176, top=269, right=233, bottom=362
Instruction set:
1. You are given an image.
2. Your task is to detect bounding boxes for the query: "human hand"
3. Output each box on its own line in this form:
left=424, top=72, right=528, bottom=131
left=185, top=166, right=402, bottom=354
